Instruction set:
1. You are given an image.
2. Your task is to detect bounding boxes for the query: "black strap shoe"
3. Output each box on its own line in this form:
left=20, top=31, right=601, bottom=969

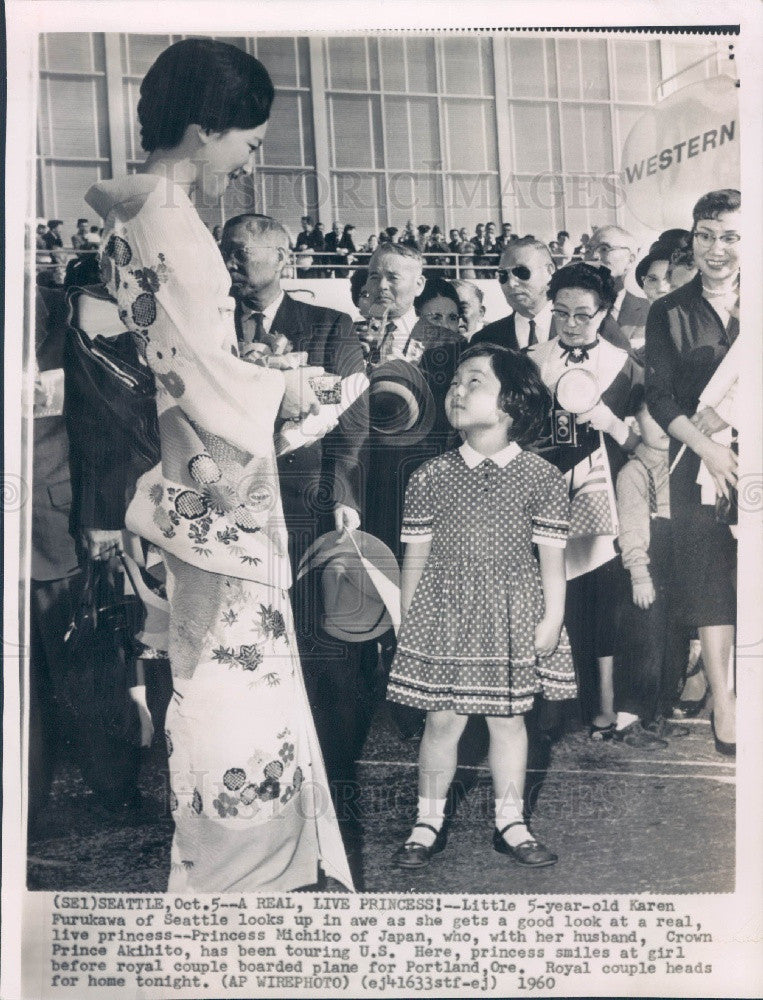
left=393, top=822, right=447, bottom=870
left=493, top=821, right=558, bottom=867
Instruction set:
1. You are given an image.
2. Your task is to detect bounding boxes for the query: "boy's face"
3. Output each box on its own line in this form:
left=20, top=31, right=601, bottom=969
left=637, top=404, right=669, bottom=451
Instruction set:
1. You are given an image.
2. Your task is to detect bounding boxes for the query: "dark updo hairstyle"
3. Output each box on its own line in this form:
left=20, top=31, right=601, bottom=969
left=414, top=276, right=460, bottom=315
left=635, top=229, right=691, bottom=288
left=458, top=344, right=551, bottom=447
left=547, top=261, right=617, bottom=311
left=349, top=267, right=369, bottom=307
left=692, top=188, right=740, bottom=225
left=138, top=38, right=275, bottom=152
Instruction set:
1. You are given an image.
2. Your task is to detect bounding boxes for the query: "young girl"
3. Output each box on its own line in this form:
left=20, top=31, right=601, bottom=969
left=387, top=345, right=577, bottom=870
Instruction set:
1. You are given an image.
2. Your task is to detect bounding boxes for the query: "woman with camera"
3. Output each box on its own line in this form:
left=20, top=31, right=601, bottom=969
left=529, top=262, right=642, bottom=736
left=645, top=189, right=740, bottom=756
left=84, top=38, right=352, bottom=892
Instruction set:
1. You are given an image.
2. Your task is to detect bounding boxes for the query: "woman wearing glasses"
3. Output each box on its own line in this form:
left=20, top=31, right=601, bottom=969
left=528, top=262, right=642, bottom=736
left=85, top=38, right=352, bottom=891
left=645, top=189, right=740, bottom=756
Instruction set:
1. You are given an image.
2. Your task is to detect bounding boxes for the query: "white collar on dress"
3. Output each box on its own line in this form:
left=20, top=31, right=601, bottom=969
left=459, top=440, right=521, bottom=469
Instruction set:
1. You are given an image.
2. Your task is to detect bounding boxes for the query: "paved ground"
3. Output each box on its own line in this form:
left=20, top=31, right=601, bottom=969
left=27, top=702, right=734, bottom=895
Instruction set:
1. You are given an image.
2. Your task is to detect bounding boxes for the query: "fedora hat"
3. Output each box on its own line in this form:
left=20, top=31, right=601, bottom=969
left=368, top=358, right=436, bottom=447
left=297, top=529, right=400, bottom=642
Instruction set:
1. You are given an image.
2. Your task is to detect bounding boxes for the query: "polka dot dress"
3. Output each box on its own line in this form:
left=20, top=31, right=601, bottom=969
left=387, top=445, right=577, bottom=716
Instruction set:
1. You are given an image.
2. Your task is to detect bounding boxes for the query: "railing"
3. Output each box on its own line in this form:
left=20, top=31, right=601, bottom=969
left=35, top=245, right=582, bottom=279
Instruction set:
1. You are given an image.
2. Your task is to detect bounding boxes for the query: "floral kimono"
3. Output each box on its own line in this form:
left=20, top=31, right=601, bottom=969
left=86, top=174, right=352, bottom=892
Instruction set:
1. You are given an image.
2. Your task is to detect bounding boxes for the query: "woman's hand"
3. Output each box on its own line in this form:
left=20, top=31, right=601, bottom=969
left=691, top=406, right=729, bottom=436
left=84, top=529, right=123, bottom=561
left=534, top=616, right=562, bottom=658
left=631, top=575, right=656, bottom=609
left=334, top=505, right=361, bottom=533
left=280, top=366, right=323, bottom=420
left=575, top=401, right=632, bottom=447
left=697, top=436, right=737, bottom=500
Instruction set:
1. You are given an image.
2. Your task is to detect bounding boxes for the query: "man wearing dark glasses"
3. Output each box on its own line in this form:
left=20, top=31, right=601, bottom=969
left=471, top=236, right=557, bottom=351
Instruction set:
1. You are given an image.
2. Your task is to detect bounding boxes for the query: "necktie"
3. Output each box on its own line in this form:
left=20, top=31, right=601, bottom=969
left=242, top=310, right=266, bottom=345
left=528, top=318, right=538, bottom=347
left=380, top=320, right=398, bottom=361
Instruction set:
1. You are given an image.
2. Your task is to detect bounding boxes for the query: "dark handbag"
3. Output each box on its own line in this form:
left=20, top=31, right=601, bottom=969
left=62, top=554, right=147, bottom=765
left=63, top=285, right=161, bottom=474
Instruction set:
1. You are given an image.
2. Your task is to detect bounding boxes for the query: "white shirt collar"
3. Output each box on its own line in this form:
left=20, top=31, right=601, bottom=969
left=513, top=301, right=553, bottom=348
left=459, top=440, right=521, bottom=469
left=241, top=290, right=285, bottom=335
left=610, top=287, right=627, bottom=322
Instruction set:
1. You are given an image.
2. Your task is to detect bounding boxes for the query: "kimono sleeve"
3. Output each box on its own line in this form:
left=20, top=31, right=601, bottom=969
left=529, top=458, right=570, bottom=549
left=107, top=190, right=285, bottom=458
left=400, top=462, right=436, bottom=544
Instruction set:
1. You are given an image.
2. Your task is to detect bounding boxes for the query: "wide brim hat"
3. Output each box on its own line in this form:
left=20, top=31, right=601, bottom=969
left=297, top=529, right=401, bottom=642
left=368, top=358, right=436, bottom=448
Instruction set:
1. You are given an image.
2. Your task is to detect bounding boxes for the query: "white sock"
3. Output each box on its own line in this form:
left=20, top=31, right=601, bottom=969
left=495, top=795, right=531, bottom=848
left=616, top=711, right=639, bottom=731
left=407, top=796, right=447, bottom=847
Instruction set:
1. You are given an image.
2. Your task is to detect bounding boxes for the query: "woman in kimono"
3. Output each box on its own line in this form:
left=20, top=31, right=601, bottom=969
left=85, top=38, right=353, bottom=892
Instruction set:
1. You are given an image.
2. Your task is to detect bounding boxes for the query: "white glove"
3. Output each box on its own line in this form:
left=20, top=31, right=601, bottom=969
left=576, top=402, right=630, bottom=447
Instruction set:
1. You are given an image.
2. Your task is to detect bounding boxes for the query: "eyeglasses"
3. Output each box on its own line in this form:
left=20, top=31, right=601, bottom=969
left=551, top=309, right=598, bottom=326
left=595, top=243, right=629, bottom=255
left=693, top=230, right=740, bottom=248
left=498, top=265, right=532, bottom=283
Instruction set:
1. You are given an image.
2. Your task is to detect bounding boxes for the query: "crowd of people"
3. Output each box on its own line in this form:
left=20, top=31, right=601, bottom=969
left=30, top=38, right=739, bottom=891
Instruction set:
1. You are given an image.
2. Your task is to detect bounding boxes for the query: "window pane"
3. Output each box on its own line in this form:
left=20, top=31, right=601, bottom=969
left=92, top=34, right=106, bottom=73
left=511, top=176, right=563, bottom=242
left=441, top=37, right=483, bottom=95
left=406, top=38, right=437, bottom=92
left=334, top=172, right=384, bottom=238
left=263, top=91, right=304, bottom=166
left=330, top=95, right=381, bottom=169
left=511, top=103, right=561, bottom=174
left=446, top=174, right=499, bottom=234
left=296, top=37, right=310, bottom=88
left=380, top=37, right=406, bottom=91
left=386, top=173, right=414, bottom=230
left=508, top=38, right=548, bottom=98
left=445, top=99, right=492, bottom=172
left=47, top=163, right=106, bottom=229
left=368, top=38, right=380, bottom=90
left=221, top=173, right=257, bottom=221
left=561, top=106, right=585, bottom=173
left=411, top=173, right=442, bottom=223
left=49, top=78, right=108, bottom=160
left=557, top=38, right=581, bottom=99
left=480, top=38, right=495, bottom=96
left=256, top=37, right=298, bottom=88
left=613, top=41, right=652, bottom=102
left=46, top=34, right=96, bottom=73
left=410, top=98, right=440, bottom=170
left=580, top=39, right=609, bottom=100
left=582, top=106, right=613, bottom=172
left=615, top=104, right=646, bottom=153
left=124, top=34, right=172, bottom=76
left=123, top=79, right=140, bottom=162
left=327, top=37, right=368, bottom=90
left=260, top=170, right=314, bottom=236
left=384, top=96, right=411, bottom=169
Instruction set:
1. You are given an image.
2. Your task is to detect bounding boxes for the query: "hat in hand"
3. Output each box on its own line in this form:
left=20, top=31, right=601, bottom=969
left=368, top=358, right=436, bottom=448
left=296, top=529, right=401, bottom=642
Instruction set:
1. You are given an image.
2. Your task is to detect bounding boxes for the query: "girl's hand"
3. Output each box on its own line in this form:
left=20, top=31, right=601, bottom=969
left=631, top=575, right=656, bottom=609
left=535, top=616, right=562, bottom=658
left=697, top=437, right=737, bottom=500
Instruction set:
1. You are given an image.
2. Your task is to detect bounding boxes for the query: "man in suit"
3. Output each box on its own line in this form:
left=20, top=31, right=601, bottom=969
left=471, top=236, right=557, bottom=351
left=473, top=236, right=631, bottom=353
left=590, top=225, right=650, bottom=350
left=221, top=214, right=371, bottom=862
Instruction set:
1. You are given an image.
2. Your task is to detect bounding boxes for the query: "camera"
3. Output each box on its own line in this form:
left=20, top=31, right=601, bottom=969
left=552, top=407, right=577, bottom=446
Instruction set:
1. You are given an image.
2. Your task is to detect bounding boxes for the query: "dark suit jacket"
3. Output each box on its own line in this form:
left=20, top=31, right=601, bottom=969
left=238, top=293, right=368, bottom=546
left=33, top=287, right=80, bottom=581
left=469, top=314, right=519, bottom=351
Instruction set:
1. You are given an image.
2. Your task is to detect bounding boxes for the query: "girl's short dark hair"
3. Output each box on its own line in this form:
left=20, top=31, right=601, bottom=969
left=414, top=276, right=460, bottom=315
left=547, top=261, right=617, bottom=310
left=138, top=38, right=274, bottom=152
left=458, top=344, right=551, bottom=447
left=349, top=267, right=369, bottom=307
left=692, top=188, right=740, bottom=224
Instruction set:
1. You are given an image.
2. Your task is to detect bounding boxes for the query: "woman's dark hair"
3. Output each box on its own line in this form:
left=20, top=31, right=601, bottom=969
left=547, top=261, right=617, bottom=310
left=635, top=229, right=691, bottom=287
left=349, top=267, right=369, bottom=307
left=458, top=344, right=551, bottom=447
left=692, top=188, right=740, bottom=224
left=414, top=276, right=460, bottom=315
left=138, top=39, right=274, bottom=152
